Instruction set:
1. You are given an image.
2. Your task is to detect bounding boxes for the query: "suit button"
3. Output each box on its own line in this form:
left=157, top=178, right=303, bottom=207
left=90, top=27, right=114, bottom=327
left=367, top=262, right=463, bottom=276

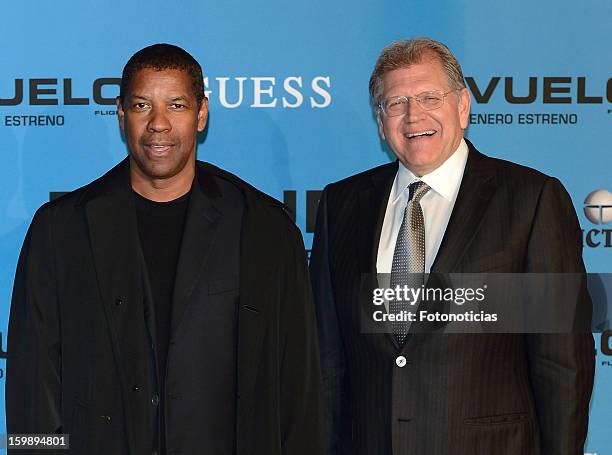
left=132, top=386, right=140, bottom=392
left=152, top=451, right=158, bottom=455
left=396, top=355, right=407, bottom=368
left=115, top=298, right=123, bottom=306
left=151, top=393, right=160, bottom=406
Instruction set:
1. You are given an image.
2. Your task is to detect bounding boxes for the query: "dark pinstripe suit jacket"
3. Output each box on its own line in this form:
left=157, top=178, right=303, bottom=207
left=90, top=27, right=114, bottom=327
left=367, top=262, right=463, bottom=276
left=309, top=139, right=595, bottom=455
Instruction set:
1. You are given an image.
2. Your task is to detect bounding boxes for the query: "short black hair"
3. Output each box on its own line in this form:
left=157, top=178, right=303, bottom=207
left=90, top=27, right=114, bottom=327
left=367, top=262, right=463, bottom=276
left=119, top=43, right=205, bottom=105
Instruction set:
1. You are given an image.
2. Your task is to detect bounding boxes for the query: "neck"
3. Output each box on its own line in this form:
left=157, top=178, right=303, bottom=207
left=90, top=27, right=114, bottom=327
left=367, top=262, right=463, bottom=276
left=130, top=161, right=195, bottom=202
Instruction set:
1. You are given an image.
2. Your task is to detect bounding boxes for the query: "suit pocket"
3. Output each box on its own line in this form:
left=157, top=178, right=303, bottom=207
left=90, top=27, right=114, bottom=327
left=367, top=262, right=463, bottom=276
left=208, top=276, right=239, bottom=295
left=463, top=248, right=519, bottom=272
left=464, top=412, right=530, bottom=426
left=463, top=412, right=538, bottom=455
left=68, top=400, right=125, bottom=455
left=69, top=401, right=88, bottom=453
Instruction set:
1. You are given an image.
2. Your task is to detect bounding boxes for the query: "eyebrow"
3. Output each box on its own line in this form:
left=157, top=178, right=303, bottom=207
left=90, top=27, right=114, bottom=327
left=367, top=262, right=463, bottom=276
left=129, top=94, right=150, bottom=102
left=128, top=95, right=190, bottom=102
left=169, top=96, right=189, bottom=103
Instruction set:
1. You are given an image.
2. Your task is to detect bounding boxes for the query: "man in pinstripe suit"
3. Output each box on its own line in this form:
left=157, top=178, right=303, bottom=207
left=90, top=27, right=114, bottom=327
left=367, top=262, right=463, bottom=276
left=310, top=37, right=594, bottom=455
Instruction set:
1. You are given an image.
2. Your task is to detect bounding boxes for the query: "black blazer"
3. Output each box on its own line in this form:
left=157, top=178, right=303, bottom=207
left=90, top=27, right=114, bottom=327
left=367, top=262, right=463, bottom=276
left=7, top=159, right=324, bottom=455
left=310, top=140, right=595, bottom=455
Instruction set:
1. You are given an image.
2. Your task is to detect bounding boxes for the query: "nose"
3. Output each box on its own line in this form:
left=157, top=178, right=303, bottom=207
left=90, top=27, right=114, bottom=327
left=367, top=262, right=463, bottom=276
left=147, top=106, right=171, bottom=133
left=402, top=98, right=426, bottom=123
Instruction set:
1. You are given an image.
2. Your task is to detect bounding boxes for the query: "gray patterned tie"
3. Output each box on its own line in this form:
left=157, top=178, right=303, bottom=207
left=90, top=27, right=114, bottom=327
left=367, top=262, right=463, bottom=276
left=389, top=181, right=430, bottom=345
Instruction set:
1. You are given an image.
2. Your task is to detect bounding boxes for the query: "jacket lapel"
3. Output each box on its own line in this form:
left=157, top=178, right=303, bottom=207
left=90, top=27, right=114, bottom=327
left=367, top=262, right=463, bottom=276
left=398, top=141, right=497, bottom=339
left=83, top=158, right=145, bottom=454
left=357, top=164, right=399, bottom=349
left=170, top=166, right=223, bottom=336
left=84, top=159, right=144, bottom=348
left=358, top=163, right=397, bottom=273
left=430, top=140, right=497, bottom=273
left=192, top=163, right=284, bottom=427
left=406, top=142, right=497, bottom=337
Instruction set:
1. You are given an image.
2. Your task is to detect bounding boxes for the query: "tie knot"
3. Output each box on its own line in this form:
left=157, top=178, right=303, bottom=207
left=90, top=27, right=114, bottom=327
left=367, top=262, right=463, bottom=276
left=408, top=181, right=430, bottom=203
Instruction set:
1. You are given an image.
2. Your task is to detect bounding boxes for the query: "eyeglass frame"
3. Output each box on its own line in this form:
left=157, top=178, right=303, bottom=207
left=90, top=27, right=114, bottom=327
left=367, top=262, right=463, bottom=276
left=378, top=89, right=461, bottom=117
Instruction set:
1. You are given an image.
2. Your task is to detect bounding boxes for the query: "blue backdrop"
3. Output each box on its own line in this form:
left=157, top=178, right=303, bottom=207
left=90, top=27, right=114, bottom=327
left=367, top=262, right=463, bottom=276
left=1, top=0, right=610, bottom=452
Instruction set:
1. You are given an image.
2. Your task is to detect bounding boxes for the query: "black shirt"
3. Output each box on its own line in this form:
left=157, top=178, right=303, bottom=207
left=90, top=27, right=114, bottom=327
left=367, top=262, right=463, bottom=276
left=134, top=189, right=190, bottom=455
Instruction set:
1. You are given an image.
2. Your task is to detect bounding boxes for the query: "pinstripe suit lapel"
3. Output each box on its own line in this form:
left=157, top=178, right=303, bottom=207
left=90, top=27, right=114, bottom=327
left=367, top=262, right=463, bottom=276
left=358, top=163, right=397, bottom=273
left=357, top=163, right=399, bottom=350
left=430, top=140, right=497, bottom=274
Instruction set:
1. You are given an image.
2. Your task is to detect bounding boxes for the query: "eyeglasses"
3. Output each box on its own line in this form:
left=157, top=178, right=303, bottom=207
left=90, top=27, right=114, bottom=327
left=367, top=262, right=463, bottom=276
left=378, top=89, right=459, bottom=116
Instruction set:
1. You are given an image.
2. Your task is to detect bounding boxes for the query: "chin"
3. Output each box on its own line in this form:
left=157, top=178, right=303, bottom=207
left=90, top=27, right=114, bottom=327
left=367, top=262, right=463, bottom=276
left=142, top=164, right=178, bottom=180
left=401, top=153, right=436, bottom=167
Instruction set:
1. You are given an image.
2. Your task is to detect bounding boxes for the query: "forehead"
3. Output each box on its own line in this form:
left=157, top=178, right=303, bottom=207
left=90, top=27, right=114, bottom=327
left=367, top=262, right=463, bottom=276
left=128, top=68, right=194, bottom=98
left=381, top=58, right=449, bottom=95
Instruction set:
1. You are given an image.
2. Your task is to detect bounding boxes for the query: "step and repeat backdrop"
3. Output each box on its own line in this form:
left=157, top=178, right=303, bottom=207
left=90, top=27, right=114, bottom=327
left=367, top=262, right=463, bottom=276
left=1, top=0, right=610, bottom=452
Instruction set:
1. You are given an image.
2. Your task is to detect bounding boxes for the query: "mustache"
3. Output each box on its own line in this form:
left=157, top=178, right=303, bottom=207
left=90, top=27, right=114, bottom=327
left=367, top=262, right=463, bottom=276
left=140, top=136, right=176, bottom=146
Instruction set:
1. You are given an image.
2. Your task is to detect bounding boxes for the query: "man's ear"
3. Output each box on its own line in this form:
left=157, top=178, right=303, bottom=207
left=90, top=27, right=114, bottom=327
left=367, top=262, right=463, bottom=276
left=457, top=88, right=471, bottom=130
left=197, top=97, right=209, bottom=132
left=116, top=97, right=125, bottom=131
left=376, top=110, right=386, bottom=140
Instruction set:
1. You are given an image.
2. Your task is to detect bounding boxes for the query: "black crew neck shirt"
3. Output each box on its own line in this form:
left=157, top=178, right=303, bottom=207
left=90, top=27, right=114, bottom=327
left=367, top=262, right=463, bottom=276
left=134, top=189, right=190, bottom=455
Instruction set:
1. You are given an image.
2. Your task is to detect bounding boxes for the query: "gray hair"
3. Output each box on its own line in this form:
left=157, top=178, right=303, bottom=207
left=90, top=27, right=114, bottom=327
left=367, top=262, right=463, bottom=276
left=368, top=37, right=466, bottom=109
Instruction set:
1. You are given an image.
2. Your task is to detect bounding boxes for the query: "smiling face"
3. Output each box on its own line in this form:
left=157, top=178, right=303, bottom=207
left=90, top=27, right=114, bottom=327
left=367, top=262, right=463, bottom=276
left=117, top=67, right=208, bottom=198
left=376, top=56, right=470, bottom=176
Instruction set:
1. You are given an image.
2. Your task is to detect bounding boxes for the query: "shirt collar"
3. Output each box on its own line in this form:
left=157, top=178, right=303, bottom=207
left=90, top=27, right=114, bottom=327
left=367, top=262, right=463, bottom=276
left=391, top=138, right=469, bottom=203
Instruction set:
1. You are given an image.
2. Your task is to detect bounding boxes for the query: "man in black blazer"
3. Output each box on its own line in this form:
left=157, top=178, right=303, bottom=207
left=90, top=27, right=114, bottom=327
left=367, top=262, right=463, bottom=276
left=7, top=44, right=323, bottom=455
left=310, top=37, right=594, bottom=454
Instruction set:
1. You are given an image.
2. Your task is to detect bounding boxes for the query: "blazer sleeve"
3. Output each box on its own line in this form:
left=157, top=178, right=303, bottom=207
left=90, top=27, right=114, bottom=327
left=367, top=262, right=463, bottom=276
left=6, top=206, right=63, bottom=440
left=524, top=177, right=595, bottom=455
left=309, top=187, right=346, bottom=455
left=278, top=217, right=325, bottom=455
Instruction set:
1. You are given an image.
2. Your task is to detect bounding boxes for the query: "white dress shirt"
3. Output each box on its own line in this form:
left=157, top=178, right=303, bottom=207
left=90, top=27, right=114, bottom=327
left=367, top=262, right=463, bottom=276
left=376, top=139, right=469, bottom=274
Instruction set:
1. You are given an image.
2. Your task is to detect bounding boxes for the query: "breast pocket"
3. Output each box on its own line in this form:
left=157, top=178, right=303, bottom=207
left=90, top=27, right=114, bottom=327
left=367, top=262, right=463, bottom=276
left=462, top=248, right=520, bottom=272
left=208, top=276, right=239, bottom=295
